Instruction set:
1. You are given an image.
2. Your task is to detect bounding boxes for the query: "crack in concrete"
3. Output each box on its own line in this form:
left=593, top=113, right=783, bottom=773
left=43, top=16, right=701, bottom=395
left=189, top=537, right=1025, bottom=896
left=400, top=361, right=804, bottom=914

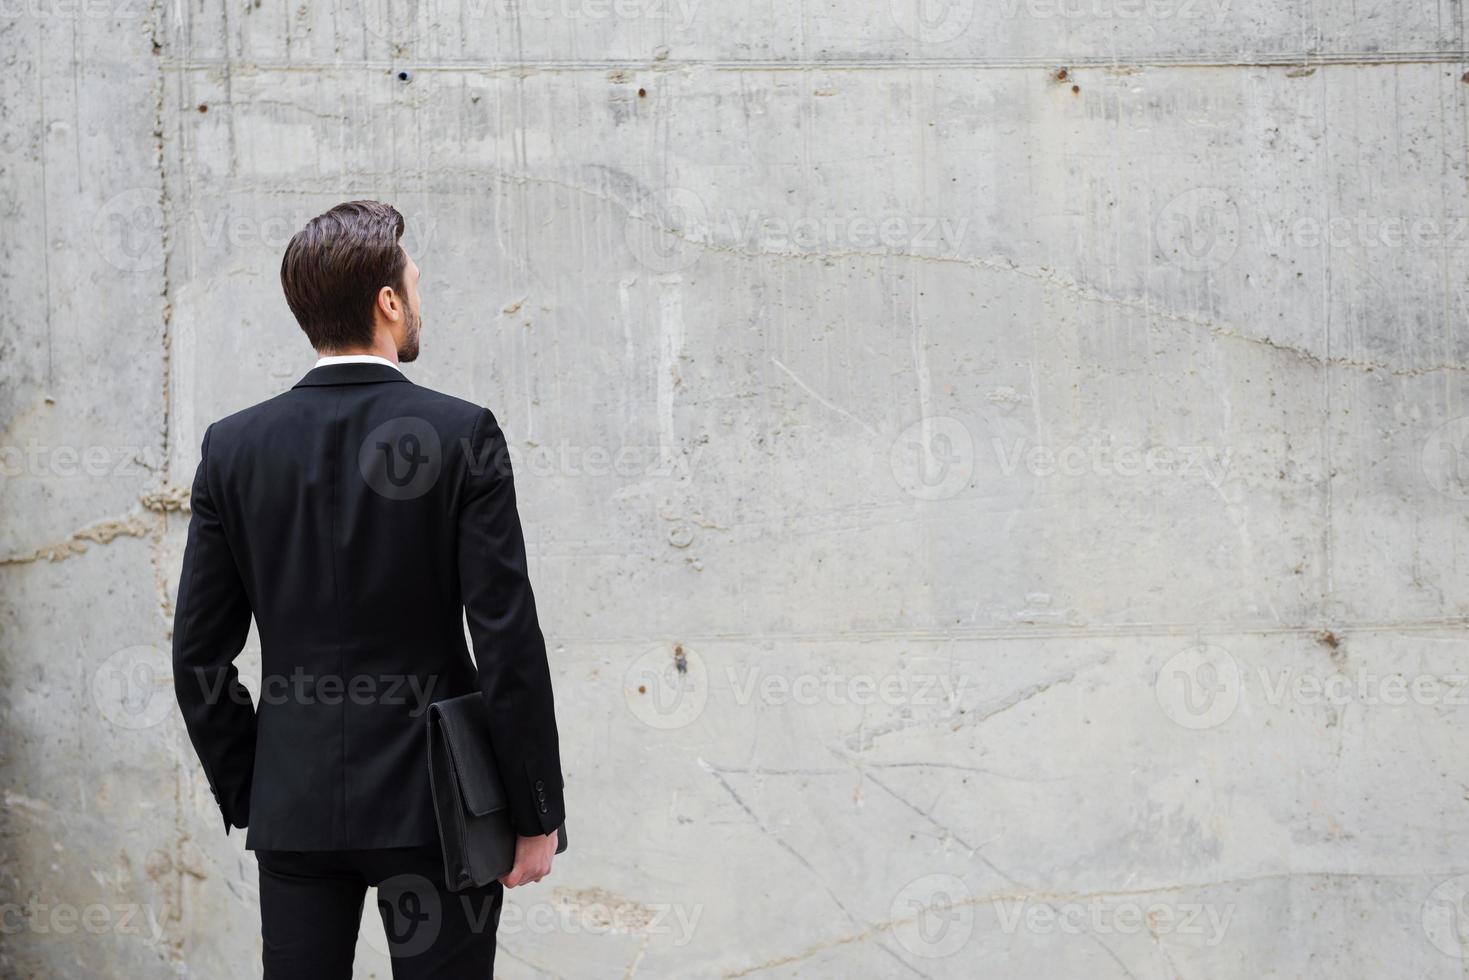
left=0, top=515, right=155, bottom=566
left=722, top=868, right=1444, bottom=977
left=819, top=672, right=1157, bottom=976
left=770, top=357, right=881, bottom=437
left=700, top=759, right=865, bottom=931
left=962, top=653, right=1111, bottom=726
left=623, top=934, right=651, bottom=979
left=153, top=4, right=175, bottom=491
left=151, top=162, right=1466, bottom=377
left=846, top=653, right=1110, bottom=752
left=0, top=481, right=190, bottom=569
left=411, top=165, right=1469, bottom=378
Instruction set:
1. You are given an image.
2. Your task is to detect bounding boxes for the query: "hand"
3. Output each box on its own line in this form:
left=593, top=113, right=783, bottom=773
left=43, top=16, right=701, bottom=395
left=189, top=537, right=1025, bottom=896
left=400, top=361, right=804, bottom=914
left=499, top=828, right=560, bottom=888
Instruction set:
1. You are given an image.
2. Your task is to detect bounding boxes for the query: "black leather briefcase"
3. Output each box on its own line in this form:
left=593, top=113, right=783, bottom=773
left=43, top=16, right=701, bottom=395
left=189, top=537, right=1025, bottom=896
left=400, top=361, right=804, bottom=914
left=427, top=693, right=567, bottom=892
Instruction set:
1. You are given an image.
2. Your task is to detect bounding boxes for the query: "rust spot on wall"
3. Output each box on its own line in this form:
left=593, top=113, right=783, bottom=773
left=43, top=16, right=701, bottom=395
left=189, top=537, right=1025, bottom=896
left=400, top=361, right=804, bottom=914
left=1316, top=630, right=1346, bottom=666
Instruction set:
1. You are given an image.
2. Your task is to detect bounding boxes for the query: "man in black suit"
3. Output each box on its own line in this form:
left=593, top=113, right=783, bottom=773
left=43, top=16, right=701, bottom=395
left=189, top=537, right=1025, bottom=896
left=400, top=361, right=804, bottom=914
left=172, top=200, right=565, bottom=978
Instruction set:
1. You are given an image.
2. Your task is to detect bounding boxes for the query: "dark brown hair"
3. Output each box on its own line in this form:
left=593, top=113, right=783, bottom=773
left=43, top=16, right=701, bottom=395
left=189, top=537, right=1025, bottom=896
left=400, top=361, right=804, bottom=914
left=280, top=201, right=406, bottom=351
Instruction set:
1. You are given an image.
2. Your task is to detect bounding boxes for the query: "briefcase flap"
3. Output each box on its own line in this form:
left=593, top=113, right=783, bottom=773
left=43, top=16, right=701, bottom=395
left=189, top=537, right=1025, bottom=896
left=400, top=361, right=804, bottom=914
left=429, top=694, right=508, bottom=818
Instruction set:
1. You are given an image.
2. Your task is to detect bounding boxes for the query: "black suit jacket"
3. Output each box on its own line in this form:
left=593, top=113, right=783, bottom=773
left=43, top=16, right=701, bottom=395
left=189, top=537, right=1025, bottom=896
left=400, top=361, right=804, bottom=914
left=172, top=361, right=565, bottom=850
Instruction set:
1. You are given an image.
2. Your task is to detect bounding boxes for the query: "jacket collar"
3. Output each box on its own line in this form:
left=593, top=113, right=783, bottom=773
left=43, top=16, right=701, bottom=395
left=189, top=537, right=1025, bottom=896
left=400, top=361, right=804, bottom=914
left=293, top=363, right=413, bottom=388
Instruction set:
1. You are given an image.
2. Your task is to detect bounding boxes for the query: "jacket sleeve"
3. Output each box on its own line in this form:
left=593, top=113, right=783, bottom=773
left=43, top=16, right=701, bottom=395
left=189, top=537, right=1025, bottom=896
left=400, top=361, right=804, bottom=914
left=172, top=424, right=256, bottom=833
left=458, top=408, right=565, bottom=837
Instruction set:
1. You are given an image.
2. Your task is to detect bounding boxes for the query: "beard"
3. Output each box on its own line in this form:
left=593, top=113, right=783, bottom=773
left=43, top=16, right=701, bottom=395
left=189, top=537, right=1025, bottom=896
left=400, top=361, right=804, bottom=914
left=397, top=305, right=421, bottom=362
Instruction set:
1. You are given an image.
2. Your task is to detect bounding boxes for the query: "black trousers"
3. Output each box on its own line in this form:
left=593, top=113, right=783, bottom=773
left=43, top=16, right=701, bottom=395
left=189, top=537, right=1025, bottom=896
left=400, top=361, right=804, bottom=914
left=255, top=845, right=503, bottom=979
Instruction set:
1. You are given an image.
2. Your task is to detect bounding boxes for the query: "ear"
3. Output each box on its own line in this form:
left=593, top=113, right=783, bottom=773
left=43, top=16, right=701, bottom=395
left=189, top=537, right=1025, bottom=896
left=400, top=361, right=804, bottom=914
left=376, top=284, right=401, bottom=322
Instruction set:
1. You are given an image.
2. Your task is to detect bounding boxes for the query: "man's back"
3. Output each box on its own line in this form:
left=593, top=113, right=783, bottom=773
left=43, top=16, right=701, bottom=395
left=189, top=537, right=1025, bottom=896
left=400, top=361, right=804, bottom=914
left=173, top=360, right=565, bottom=851
left=171, top=201, right=565, bottom=977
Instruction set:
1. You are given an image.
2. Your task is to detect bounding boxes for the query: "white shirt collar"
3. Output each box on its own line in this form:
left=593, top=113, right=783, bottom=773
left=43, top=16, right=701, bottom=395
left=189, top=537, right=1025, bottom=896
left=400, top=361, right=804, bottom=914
left=313, top=354, right=404, bottom=374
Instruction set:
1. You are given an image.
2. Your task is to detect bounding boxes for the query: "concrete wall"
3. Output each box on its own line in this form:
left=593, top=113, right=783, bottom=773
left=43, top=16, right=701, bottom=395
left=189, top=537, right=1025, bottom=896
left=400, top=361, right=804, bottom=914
left=3, top=1, right=1469, bottom=976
